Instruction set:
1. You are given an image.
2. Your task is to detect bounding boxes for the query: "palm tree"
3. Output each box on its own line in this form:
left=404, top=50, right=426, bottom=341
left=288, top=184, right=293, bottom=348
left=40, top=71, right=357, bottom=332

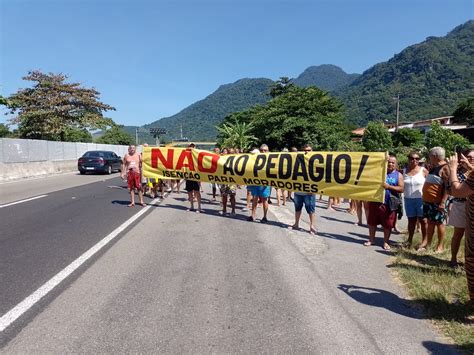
left=216, top=120, right=258, bottom=152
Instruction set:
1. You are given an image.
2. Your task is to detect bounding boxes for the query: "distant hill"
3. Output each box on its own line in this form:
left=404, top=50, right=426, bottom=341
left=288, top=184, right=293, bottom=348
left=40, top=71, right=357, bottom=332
left=292, top=64, right=360, bottom=92
left=341, top=20, right=474, bottom=125
left=136, top=67, right=359, bottom=142
left=145, top=78, right=274, bottom=141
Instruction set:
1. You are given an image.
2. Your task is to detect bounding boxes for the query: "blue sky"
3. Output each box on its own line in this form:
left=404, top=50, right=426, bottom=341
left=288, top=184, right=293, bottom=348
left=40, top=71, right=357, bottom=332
left=1, top=0, right=472, bottom=127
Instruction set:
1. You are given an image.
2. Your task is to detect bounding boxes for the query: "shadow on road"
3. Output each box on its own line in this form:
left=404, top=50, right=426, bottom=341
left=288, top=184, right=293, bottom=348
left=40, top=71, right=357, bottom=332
left=156, top=202, right=287, bottom=228
left=317, top=232, right=365, bottom=245
left=338, top=284, right=472, bottom=323
left=422, top=341, right=461, bottom=354
left=321, top=215, right=358, bottom=225
left=111, top=200, right=133, bottom=206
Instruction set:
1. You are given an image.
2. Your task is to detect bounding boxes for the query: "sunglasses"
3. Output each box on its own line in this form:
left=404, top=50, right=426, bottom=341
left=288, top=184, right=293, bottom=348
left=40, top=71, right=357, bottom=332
left=409, top=157, right=420, bottom=161
left=303, top=149, right=312, bottom=152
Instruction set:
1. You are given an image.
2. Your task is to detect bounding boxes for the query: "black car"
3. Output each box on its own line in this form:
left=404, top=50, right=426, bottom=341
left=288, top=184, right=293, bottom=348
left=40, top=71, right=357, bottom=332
left=78, top=151, right=122, bottom=175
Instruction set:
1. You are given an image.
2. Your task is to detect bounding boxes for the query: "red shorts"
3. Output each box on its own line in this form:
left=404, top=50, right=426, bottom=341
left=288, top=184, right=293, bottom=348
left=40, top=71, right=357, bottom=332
left=127, top=170, right=141, bottom=190
left=367, top=202, right=396, bottom=229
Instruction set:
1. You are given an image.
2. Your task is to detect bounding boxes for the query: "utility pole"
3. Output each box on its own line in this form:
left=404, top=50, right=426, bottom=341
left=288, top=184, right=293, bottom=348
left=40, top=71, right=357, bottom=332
left=135, top=127, right=138, bottom=145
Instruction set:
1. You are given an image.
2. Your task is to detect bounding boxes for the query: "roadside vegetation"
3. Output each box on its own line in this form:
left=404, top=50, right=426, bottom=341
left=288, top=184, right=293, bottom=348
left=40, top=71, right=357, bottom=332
left=391, top=228, right=473, bottom=352
left=217, top=77, right=470, bottom=155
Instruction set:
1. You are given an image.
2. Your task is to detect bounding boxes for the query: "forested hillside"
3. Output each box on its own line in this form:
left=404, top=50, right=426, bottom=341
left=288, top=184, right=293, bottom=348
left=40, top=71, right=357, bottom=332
left=292, top=64, right=360, bottom=92
left=341, top=20, right=474, bottom=125
left=131, top=21, right=473, bottom=141
left=145, top=78, right=274, bottom=141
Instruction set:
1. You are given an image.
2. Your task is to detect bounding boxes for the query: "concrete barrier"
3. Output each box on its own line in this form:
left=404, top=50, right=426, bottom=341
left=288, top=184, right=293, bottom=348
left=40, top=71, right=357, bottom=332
left=0, top=160, right=78, bottom=182
left=0, top=138, right=131, bottom=183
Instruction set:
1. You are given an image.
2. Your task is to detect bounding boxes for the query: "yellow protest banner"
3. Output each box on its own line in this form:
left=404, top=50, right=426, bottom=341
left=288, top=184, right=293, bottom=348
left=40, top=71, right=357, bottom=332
left=142, top=147, right=387, bottom=202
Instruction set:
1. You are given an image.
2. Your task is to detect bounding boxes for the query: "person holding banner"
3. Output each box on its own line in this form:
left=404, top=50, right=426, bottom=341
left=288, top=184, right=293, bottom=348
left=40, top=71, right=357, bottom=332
left=121, top=144, right=146, bottom=207
left=211, top=147, right=220, bottom=201
left=365, top=155, right=404, bottom=250
left=219, top=148, right=237, bottom=215
left=243, top=148, right=260, bottom=212
left=289, top=144, right=317, bottom=235
left=184, top=143, right=203, bottom=213
left=247, top=144, right=271, bottom=223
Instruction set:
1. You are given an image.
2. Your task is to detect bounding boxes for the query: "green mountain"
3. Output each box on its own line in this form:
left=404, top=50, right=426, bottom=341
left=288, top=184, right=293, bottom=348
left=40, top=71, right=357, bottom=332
left=127, top=21, right=473, bottom=141
left=292, top=64, right=360, bottom=92
left=144, top=78, right=274, bottom=141
left=342, top=20, right=474, bottom=126
left=132, top=67, right=358, bottom=142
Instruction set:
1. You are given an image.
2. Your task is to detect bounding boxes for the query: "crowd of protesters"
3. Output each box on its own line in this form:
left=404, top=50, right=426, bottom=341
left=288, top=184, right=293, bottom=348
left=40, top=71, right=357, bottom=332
left=120, top=143, right=474, bottom=306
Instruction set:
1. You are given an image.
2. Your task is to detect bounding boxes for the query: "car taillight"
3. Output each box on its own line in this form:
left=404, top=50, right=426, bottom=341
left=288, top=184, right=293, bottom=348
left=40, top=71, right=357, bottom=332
left=78, top=158, right=85, bottom=164
left=97, top=158, right=105, bottom=164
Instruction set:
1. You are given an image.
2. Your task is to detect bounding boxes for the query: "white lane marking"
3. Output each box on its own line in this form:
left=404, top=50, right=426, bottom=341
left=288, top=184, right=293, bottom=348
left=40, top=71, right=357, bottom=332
left=0, top=195, right=48, bottom=209
left=107, top=185, right=128, bottom=190
left=0, top=197, right=160, bottom=332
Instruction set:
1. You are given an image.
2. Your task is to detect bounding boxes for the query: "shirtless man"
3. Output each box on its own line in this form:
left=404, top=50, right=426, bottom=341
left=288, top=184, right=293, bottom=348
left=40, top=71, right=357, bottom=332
left=121, top=145, right=145, bottom=207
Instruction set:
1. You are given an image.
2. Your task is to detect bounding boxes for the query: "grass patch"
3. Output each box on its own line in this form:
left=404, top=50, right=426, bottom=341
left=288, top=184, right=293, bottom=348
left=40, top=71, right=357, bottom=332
left=391, top=226, right=474, bottom=352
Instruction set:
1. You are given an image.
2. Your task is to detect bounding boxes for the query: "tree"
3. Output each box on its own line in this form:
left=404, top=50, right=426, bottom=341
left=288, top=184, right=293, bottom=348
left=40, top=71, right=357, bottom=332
left=424, top=121, right=469, bottom=155
left=216, top=120, right=258, bottom=151
left=63, top=127, right=93, bottom=142
left=0, top=123, right=10, bottom=138
left=361, top=121, right=393, bottom=152
left=338, top=140, right=364, bottom=152
left=392, top=128, right=425, bottom=168
left=0, top=95, right=8, bottom=106
left=246, top=85, right=349, bottom=150
left=6, top=71, right=115, bottom=141
left=269, top=77, right=295, bottom=98
left=97, top=125, right=134, bottom=145
left=392, top=127, right=425, bottom=149
left=452, top=98, right=474, bottom=126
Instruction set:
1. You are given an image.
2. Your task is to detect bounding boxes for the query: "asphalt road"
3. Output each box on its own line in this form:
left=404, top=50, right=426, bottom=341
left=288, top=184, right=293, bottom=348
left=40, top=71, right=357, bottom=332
left=0, top=175, right=154, bottom=321
left=0, top=176, right=457, bottom=353
left=0, top=172, right=119, bottom=205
